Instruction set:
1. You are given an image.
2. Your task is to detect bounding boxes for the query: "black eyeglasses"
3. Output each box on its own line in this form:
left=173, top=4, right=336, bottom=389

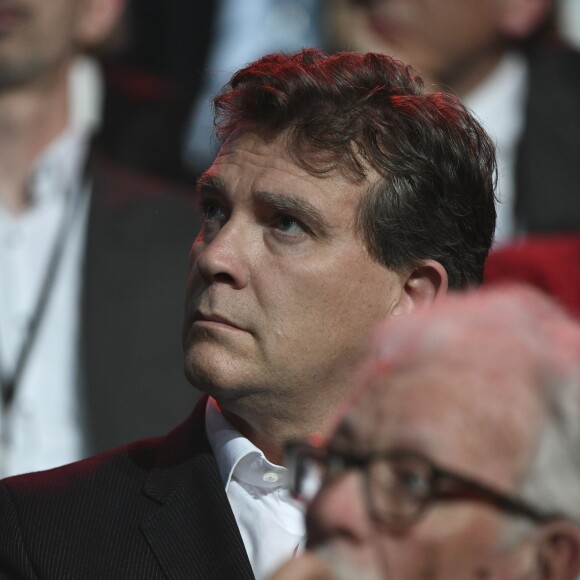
left=284, top=442, right=567, bottom=528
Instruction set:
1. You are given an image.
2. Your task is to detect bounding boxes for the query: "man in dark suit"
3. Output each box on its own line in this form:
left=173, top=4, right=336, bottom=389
left=516, top=43, right=580, bottom=235
left=325, top=0, right=580, bottom=243
left=0, top=50, right=497, bottom=578
left=0, top=0, right=199, bottom=477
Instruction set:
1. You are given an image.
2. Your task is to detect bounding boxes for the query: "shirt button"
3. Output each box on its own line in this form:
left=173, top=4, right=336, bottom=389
left=263, top=472, right=279, bottom=483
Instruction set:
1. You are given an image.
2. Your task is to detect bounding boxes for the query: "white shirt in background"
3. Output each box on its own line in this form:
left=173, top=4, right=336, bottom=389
left=205, top=397, right=306, bottom=580
left=0, top=58, right=102, bottom=477
left=464, top=51, right=529, bottom=246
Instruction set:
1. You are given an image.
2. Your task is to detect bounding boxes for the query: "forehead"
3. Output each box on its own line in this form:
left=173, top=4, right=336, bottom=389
left=334, top=358, right=542, bottom=488
left=214, top=130, right=301, bottom=170
left=205, top=131, right=375, bottom=207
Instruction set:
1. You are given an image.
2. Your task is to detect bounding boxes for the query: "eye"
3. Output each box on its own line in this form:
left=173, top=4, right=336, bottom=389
left=201, top=200, right=227, bottom=222
left=272, top=214, right=307, bottom=236
left=395, top=468, right=429, bottom=498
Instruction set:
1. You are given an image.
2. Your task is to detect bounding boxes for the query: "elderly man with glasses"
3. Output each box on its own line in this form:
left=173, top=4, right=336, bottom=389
left=275, top=285, right=580, bottom=580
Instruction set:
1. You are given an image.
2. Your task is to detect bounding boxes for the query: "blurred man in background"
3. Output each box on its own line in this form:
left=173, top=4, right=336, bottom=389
left=0, top=0, right=199, bottom=476
left=276, top=285, right=580, bottom=579
left=325, top=0, right=580, bottom=244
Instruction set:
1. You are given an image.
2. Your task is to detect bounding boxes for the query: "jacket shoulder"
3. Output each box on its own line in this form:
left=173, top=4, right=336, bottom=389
left=0, top=438, right=163, bottom=578
left=1, top=437, right=159, bottom=507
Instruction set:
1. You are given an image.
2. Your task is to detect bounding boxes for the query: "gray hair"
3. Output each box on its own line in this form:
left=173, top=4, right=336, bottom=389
left=501, top=360, right=580, bottom=549
left=521, top=372, right=580, bottom=518
left=367, top=284, right=580, bottom=545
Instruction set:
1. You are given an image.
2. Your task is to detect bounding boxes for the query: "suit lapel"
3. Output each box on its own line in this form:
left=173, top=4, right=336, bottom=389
left=140, top=401, right=255, bottom=580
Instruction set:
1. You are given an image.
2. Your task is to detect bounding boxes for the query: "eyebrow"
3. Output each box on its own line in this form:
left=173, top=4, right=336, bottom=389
left=196, top=173, right=331, bottom=238
left=254, top=190, right=330, bottom=238
left=195, top=173, right=226, bottom=198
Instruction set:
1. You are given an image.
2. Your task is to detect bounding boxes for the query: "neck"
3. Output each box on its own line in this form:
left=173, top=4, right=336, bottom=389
left=435, top=47, right=507, bottom=98
left=220, top=391, right=345, bottom=465
left=0, top=61, right=71, bottom=214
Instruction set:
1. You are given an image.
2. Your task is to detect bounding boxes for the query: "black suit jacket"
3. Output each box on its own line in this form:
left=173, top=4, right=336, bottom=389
left=0, top=399, right=255, bottom=579
left=516, top=44, right=580, bottom=233
left=80, top=156, right=200, bottom=454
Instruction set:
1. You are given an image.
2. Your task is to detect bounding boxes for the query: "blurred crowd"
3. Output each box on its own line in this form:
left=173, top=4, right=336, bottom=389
left=0, top=0, right=578, bottom=472
left=0, top=3, right=579, bottom=578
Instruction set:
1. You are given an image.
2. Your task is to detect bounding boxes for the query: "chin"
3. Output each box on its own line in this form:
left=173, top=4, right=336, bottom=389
left=183, top=343, right=252, bottom=400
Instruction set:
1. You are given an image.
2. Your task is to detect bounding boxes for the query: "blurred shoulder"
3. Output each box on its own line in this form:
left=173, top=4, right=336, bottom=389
left=90, top=154, right=197, bottom=209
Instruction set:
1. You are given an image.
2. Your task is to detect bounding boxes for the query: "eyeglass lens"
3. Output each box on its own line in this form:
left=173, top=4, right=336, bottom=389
left=295, top=449, right=434, bottom=526
left=367, top=455, right=431, bottom=525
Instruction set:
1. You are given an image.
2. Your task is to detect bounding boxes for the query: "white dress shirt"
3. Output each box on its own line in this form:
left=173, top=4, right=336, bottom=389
left=464, top=51, right=529, bottom=245
left=0, top=58, right=101, bottom=477
left=205, top=397, right=306, bottom=580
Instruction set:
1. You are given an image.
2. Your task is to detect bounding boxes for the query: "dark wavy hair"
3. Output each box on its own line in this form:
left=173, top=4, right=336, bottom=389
left=214, top=49, right=497, bottom=288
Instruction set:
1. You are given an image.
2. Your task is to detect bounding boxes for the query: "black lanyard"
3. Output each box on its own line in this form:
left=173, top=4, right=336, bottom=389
left=0, top=167, right=90, bottom=414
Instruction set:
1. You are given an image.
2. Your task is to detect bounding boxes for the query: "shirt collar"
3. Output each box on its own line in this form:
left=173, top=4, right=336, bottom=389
left=26, top=57, right=102, bottom=207
left=68, top=56, right=103, bottom=134
left=27, top=130, right=88, bottom=206
left=205, top=397, right=288, bottom=491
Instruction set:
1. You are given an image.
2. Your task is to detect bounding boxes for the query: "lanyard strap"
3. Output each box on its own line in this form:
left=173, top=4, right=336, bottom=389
left=0, top=171, right=90, bottom=412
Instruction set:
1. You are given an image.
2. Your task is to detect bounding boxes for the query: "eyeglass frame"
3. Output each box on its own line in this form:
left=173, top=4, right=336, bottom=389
left=284, top=441, right=570, bottom=528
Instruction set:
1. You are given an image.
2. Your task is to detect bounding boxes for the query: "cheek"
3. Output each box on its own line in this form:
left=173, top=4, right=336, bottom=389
left=382, top=511, right=506, bottom=579
left=281, top=252, right=396, bottom=315
left=189, top=235, right=205, bottom=262
left=374, top=535, right=474, bottom=580
left=272, top=269, right=390, bottom=350
left=256, top=259, right=341, bottom=319
left=184, top=260, right=199, bottom=302
left=185, top=240, right=208, bottom=288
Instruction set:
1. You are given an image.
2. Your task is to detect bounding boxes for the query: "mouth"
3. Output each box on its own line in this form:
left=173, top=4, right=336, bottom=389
left=192, top=311, right=245, bottom=332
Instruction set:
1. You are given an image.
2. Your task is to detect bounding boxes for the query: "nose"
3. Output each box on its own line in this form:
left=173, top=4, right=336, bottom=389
left=192, top=222, right=250, bottom=289
left=306, top=471, right=371, bottom=549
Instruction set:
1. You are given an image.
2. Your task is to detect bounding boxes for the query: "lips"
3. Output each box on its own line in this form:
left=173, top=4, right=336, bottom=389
left=192, top=311, right=244, bottom=331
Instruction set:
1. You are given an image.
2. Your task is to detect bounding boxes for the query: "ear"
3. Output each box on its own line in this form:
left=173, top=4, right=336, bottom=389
left=536, top=521, right=580, bottom=580
left=75, top=0, right=126, bottom=48
left=391, top=260, right=448, bottom=316
left=499, top=0, right=553, bottom=39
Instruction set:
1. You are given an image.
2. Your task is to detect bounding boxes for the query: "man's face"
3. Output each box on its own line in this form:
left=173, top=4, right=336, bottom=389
left=183, top=131, right=405, bottom=415
left=0, top=0, right=89, bottom=87
left=305, top=357, right=541, bottom=579
left=326, top=0, right=511, bottom=90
